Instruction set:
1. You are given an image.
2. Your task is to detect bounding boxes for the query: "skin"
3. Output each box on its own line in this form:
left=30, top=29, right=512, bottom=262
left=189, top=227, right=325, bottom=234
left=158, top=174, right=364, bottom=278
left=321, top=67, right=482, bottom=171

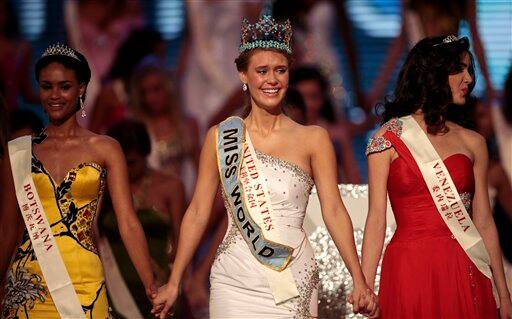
left=362, top=54, right=512, bottom=318
left=151, top=50, right=378, bottom=318
left=0, top=62, right=157, bottom=305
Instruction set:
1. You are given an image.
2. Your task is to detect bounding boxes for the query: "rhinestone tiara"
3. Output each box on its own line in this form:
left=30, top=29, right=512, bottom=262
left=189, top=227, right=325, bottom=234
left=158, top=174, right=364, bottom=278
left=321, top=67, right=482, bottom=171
left=433, top=35, right=460, bottom=47
left=239, top=15, right=292, bottom=54
left=41, top=43, right=81, bottom=61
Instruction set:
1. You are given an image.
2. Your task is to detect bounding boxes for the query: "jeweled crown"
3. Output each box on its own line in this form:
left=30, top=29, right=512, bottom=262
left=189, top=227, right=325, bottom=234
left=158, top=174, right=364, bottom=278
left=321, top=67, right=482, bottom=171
left=41, top=44, right=80, bottom=61
left=433, top=35, right=460, bottom=47
left=239, top=15, right=292, bottom=54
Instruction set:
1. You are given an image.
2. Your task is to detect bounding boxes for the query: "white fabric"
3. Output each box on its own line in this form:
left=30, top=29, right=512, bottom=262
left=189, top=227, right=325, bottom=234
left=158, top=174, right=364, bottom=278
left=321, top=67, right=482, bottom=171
left=210, top=151, right=318, bottom=318
left=243, top=133, right=299, bottom=303
left=8, top=136, right=86, bottom=319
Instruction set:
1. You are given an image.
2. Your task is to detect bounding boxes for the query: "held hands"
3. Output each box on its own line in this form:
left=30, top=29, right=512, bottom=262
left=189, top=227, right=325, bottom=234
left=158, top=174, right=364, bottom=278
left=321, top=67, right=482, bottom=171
left=348, top=281, right=380, bottom=318
left=150, top=283, right=179, bottom=319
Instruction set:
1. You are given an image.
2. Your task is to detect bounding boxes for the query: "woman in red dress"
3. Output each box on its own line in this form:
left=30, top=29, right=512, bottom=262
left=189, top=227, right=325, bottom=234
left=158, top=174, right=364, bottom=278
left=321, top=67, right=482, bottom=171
left=362, top=36, right=512, bottom=318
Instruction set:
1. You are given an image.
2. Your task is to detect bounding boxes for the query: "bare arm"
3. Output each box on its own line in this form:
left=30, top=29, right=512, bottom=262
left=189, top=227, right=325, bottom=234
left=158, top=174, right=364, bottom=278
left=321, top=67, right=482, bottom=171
left=0, top=152, right=24, bottom=301
left=100, top=137, right=155, bottom=294
left=361, top=131, right=392, bottom=289
left=166, top=176, right=186, bottom=260
left=310, top=127, right=376, bottom=314
left=152, top=126, right=221, bottom=318
left=471, top=136, right=511, bottom=309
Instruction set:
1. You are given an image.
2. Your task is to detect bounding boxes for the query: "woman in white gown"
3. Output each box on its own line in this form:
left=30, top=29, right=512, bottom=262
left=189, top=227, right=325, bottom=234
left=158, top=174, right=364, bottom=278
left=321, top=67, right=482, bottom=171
left=150, top=15, right=378, bottom=319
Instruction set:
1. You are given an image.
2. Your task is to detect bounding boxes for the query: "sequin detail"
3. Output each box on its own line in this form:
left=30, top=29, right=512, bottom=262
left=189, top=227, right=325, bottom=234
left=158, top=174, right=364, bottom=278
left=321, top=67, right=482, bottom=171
left=365, top=136, right=392, bottom=156
left=309, top=226, right=394, bottom=318
left=383, top=117, right=403, bottom=137
left=460, top=192, right=472, bottom=212
left=255, top=150, right=314, bottom=193
left=215, top=218, right=241, bottom=259
left=293, top=261, right=320, bottom=318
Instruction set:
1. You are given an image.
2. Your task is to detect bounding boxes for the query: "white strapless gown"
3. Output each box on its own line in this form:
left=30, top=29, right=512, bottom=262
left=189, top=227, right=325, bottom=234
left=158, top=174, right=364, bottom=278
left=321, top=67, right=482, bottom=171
left=210, top=150, right=319, bottom=318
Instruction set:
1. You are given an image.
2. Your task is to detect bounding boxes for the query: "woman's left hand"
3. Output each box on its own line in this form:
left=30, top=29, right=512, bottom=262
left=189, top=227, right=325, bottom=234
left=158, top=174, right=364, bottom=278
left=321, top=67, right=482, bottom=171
left=500, top=296, right=512, bottom=319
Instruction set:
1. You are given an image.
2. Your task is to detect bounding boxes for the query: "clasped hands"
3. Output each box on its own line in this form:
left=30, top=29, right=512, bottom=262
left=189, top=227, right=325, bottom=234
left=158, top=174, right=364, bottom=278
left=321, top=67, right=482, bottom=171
left=348, top=283, right=380, bottom=318
left=146, top=281, right=380, bottom=318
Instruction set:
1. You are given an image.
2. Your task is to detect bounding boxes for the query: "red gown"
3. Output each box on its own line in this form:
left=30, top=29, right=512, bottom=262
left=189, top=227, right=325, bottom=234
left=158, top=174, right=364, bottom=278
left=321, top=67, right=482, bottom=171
left=367, top=118, right=498, bottom=319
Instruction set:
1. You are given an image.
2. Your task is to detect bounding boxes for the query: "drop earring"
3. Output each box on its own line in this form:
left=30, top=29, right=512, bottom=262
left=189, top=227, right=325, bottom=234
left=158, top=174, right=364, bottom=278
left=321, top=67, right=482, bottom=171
left=242, top=83, right=248, bottom=91
left=80, top=98, right=86, bottom=118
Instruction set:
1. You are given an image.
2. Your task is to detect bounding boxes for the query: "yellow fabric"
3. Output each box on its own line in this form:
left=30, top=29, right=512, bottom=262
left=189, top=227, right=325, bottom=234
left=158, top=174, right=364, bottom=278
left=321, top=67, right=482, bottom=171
left=2, top=162, right=109, bottom=319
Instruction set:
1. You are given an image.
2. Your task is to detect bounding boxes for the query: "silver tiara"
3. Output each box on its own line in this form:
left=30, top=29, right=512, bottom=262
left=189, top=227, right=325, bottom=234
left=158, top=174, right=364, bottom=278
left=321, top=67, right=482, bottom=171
left=433, top=35, right=459, bottom=47
left=41, top=44, right=80, bottom=61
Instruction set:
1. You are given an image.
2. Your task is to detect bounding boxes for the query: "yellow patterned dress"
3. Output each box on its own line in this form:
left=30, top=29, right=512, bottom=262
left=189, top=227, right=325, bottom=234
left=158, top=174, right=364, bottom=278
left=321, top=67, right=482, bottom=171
left=1, top=134, right=109, bottom=319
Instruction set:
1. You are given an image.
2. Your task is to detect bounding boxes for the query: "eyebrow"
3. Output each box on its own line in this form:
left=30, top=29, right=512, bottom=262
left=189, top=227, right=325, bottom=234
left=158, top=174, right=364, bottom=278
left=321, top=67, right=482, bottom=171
left=40, top=80, right=73, bottom=84
left=254, top=65, right=288, bottom=69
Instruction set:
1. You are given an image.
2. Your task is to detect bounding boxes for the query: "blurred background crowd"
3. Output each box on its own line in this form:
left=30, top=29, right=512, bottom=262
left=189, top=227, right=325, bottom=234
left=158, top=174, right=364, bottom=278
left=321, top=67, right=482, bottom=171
left=1, top=0, right=511, bottom=318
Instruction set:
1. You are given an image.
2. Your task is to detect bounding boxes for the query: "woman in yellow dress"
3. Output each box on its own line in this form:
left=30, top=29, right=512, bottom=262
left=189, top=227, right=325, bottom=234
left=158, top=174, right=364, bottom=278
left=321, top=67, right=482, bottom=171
left=0, top=44, right=156, bottom=318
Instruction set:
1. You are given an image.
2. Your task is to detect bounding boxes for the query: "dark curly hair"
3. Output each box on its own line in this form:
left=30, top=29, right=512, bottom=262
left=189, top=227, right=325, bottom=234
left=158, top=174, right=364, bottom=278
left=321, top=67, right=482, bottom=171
left=380, top=36, right=475, bottom=133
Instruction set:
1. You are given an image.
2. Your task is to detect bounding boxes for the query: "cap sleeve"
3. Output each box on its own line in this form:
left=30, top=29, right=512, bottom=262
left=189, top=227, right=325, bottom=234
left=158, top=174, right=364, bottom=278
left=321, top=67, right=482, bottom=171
left=365, top=135, right=392, bottom=156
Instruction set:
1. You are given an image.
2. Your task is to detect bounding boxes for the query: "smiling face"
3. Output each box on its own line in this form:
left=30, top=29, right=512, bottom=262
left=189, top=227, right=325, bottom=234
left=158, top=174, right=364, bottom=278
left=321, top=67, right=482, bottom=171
left=239, top=50, right=289, bottom=112
left=38, top=62, right=84, bottom=124
left=448, top=52, right=473, bottom=105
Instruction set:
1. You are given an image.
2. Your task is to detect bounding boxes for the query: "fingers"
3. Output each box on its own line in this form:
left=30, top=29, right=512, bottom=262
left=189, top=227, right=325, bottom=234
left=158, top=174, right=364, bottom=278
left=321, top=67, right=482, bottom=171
left=159, top=302, right=173, bottom=319
left=347, top=293, right=354, bottom=305
left=150, top=283, right=158, bottom=300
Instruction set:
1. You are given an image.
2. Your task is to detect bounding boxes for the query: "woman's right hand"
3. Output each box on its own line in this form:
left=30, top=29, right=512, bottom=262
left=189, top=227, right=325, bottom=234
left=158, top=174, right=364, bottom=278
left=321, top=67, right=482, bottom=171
left=151, top=283, right=179, bottom=319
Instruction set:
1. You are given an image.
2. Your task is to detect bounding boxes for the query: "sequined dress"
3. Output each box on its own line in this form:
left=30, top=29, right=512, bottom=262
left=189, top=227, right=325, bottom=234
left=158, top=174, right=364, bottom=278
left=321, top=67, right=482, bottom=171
left=2, top=134, right=109, bottom=318
left=366, top=118, right=497, bottom=319
left=210, top=150, right=319, bottom=318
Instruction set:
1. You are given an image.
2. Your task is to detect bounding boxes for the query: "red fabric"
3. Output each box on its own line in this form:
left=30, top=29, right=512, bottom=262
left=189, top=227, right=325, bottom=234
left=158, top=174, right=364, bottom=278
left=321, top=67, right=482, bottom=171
left=378, top=130, right=498, bottom=319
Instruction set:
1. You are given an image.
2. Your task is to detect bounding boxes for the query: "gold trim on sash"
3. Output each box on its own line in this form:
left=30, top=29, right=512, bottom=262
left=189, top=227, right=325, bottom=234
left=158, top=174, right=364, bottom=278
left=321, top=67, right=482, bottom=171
left=215, top=117, right=299, bottom=303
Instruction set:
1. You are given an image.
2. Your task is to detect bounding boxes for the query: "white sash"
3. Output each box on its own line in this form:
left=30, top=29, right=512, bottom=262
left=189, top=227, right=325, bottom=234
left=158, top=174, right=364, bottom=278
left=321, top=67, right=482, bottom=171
left=96, top=235, right=144, bottom=318
left=242, top=133, right=300, bottom=303
left=8, top=136, right=86, bottom=318
left=400, top=116, right=499, bottom=306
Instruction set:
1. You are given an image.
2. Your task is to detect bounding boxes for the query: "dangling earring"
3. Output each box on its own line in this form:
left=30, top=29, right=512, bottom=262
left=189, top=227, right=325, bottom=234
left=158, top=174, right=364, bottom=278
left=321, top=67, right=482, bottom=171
left=242, top=83, right=248, bottom=91
left=80, top=97, right=86, bottom=118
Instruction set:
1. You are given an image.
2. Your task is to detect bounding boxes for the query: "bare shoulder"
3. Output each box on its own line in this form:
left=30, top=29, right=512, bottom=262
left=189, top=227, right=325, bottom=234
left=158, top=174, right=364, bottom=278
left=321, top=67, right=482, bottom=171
left=451, top=123, right=486, bottom=150
left=297, top=124, right=332, bottom=152
left=87, top=133, right=124, bottom=162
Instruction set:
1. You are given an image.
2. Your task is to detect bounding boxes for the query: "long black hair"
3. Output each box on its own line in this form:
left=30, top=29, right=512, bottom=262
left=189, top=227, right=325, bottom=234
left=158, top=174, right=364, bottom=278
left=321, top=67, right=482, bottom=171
left=380, top=36, right=475, bottom=133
